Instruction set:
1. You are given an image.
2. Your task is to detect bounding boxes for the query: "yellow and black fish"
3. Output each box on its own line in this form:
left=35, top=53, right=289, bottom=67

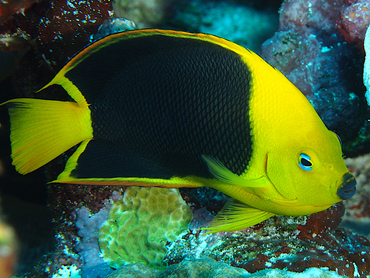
left=1, top=29, right=356, bottom=233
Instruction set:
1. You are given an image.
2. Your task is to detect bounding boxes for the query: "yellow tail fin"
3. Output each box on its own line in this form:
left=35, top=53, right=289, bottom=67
left=2, top=98, right=93, bottom=174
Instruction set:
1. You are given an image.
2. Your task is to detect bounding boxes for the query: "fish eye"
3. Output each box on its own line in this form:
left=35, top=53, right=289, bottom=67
left=298, top=153, right=313, bottom=171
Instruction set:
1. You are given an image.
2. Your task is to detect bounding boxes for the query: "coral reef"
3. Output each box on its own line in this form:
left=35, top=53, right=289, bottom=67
left=168, top=0, right=279, bottom=52
left=0, top=0, right=113, bottom=70
left=36, top=0, right=113, bottom=68
left=108, top=258, right=248, bottom=278
left=364, top=24, right=370, bottom=106
left=1, top=1, right=370, bottom=277
left=75, top=197, right=119, bottom=277
left=0, top=0, right=116, bottom=120
left=107, top=257, right=346, bottom=278
left=0, top=0, right=38, bottom=25
left=92, top=18, right=137, bottom=42
left=337, top=0, right=370, bottom=51
left=165, top=203, right=370, bottom=278
left=112, top=0, right=171, bottom=28
left=99, top=187, right=193, bottom=269
left=38, top=184, right=125, bottom=278
left=342, top=155, right=370, bottom=235
left=261, top=0, right=368, bottom=155
left=279, top=0, right=346, bottom=33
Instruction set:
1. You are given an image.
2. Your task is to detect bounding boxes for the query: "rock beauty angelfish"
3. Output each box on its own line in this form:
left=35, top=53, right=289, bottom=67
left=0, top=29, right=356, bottom=233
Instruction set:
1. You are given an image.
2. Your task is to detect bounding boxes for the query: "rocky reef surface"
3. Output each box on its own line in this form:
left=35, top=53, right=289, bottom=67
left=0, top=1, right=369, bottom=278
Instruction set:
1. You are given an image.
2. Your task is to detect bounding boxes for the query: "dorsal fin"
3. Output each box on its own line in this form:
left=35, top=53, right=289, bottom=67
left=38, top=29, right=253, bottom=105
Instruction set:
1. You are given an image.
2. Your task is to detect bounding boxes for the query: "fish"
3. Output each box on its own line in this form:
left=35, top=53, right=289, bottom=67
left=0, top=29, right=356, bottom=233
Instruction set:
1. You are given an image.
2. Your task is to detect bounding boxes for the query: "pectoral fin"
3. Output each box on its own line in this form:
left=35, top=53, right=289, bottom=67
left=202, top=155, right=268, bottom=187
left=202, top=199, right=275, bottom=234
left=202, top=155, right=297, bottom=204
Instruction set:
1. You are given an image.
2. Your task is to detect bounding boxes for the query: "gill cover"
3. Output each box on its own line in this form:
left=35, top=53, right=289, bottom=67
left=265, top=129, right=349, bottom=211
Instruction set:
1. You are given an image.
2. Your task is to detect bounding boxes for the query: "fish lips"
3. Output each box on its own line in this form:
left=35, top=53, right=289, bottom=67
left=337, top=172, right=356, bottom=200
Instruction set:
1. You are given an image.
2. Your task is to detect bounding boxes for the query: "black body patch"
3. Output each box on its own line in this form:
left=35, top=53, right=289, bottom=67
left=69, top=34, right=253, bottom=180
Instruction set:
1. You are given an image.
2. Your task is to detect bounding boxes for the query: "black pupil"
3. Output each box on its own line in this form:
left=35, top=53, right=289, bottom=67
left=301, top=158, right=312, bottom=167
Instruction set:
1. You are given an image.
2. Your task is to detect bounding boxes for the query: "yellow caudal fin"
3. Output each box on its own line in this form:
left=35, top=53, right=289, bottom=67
left=1, top=98, right=93, bottom=174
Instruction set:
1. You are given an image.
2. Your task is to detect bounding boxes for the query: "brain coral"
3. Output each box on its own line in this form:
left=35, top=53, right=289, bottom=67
left=98, top=186, right=192, bottom=269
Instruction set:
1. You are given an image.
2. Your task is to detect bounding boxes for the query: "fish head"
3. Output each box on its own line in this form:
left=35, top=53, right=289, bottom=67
left=265, top=128, right=356, bottom=214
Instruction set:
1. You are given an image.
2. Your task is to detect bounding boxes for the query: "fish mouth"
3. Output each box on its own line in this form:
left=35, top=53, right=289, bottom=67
left=337, top=172, right=356, bottom=200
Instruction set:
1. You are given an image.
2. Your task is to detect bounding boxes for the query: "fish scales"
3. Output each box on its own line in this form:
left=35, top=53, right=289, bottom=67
left=0, top=29, right=357, bottom=233
left=76, top=35, right=252, bottom=180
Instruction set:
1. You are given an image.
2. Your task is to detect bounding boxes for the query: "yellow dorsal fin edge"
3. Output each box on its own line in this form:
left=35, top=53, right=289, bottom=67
left=37, top=76, right=89, bottom=108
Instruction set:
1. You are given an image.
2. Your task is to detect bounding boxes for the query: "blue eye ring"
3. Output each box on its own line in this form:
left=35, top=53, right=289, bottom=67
left=299, top=153, right=313, bottom=171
